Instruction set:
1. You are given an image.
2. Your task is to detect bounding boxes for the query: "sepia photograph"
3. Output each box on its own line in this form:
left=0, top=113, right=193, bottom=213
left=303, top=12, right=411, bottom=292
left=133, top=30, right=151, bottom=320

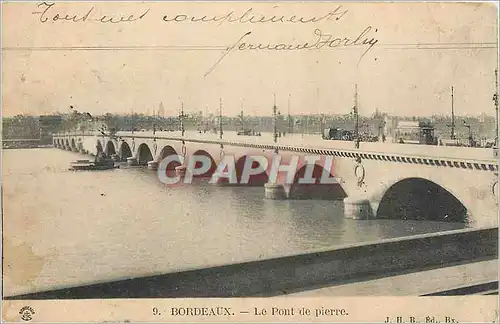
left=1, top=1, right=499, bottom=322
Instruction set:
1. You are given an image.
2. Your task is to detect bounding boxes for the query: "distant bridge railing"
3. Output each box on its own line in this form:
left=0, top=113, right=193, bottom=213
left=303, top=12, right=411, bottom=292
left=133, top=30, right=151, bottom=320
left=2, top=138, right=40, bottom=142
left=53, top=131, right=499, bottom=167
left=2, top=138, right=41, bottom=149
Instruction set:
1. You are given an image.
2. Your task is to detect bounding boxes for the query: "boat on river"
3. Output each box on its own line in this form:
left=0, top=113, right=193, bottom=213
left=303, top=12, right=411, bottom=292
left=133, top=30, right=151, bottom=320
left=69, top=159, right=118, bottom=171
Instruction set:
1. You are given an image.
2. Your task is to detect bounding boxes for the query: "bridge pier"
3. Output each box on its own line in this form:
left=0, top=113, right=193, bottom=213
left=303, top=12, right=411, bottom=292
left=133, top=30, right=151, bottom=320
left=175, top=165, right=187, bottom=177
left=148, top=161, right=159, bottom=170
left=127, top=157, right=138, bottom=166
left=264, top=183, right=287, bottom=200
left=343, top=196, right=375, bottom=220
left=211, top=177, right=231, bottom=186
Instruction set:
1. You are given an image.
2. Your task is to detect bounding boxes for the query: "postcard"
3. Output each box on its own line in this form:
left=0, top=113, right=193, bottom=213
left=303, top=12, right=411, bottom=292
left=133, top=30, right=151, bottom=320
left=1, top=1, right=499, bottom=323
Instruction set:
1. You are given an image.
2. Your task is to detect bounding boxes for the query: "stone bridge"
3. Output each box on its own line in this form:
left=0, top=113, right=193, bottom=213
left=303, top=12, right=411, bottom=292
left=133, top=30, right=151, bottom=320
left=53, top=131, right=499, bottom=227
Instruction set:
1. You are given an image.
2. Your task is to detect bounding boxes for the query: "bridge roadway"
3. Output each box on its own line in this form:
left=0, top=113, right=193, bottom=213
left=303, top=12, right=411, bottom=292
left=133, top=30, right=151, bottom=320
left=61, top=130, right=498, bottom=160
left=54, top=130, right=499, bottom=227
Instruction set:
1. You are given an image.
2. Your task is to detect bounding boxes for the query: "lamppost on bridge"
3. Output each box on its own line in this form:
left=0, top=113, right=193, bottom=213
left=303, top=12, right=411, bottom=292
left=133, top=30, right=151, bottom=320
left=287, top=94, right=293, bottom=135
left=352, top=84, right=360, bottom=149
left=447, top=86, right=456, bottom=140
left=219, top=98, right=223, bottom=140
left=463, top=120, right=474, bottom=147
left=238, top=99, right=245, bottom=134
left=273, top=93, right=279, bottom=145
left=493, top=69, right=499, bottom=149
left=179, top=101, right=186, bottom=138
left=320, top=113, right=326, bottom=136
left=264, top=93, right=287, bottom=200
left=218, top=98, right=225, bottom=160
left=378, top=120, right=387, bottom=142
left=204, top=104, right=210, bottom=133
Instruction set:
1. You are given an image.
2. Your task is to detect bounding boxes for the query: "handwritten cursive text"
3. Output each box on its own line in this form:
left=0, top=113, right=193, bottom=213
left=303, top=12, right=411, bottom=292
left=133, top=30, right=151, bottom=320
left=162, top=6, right=348, bottom=27
left=32, top=2, right=150, bottom=24
left=205, top=27, right=379, bottom=77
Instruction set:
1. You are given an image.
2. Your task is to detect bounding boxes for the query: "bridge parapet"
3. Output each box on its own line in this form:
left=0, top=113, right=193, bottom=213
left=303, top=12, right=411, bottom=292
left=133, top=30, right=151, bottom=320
left=54, top=131, right=498, bottom=165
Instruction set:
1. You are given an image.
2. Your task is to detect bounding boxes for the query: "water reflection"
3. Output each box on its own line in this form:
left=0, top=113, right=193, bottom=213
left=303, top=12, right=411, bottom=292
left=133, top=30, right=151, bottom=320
left=286, top=201, right=350, bottom=250
left=228, top=187, right=266, bottom=221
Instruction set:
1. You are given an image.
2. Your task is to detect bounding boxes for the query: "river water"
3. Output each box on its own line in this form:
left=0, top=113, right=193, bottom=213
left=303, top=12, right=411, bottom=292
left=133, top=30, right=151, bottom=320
left=2, top=148, right=468, bottom=296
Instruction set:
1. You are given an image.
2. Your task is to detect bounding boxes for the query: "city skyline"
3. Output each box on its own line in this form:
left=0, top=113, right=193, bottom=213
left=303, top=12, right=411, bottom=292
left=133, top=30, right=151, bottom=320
left=3, top=101, right=499, bottom=119
left=3, top=106, right=499, bottom=119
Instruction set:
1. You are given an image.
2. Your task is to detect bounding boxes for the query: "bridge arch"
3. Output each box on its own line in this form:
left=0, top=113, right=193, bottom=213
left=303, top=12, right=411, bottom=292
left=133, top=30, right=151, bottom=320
left=289, top=163, right=346, bottom=200
left=65, top=139, right=70, bottom=149
left=119, top=142, right=133, bottom=161
left=234, top=155, right=269, bottom=186
left=375, top=177, right=468, bottom=223
left=105, top=141, right=117, bottom=157
left=191, top=150, right=217, bottom=178
left=137, top=143, right=153, bottom=165
left=70, top=138, right=77, bottom=150
left=157, top=145, right=181, bottom=170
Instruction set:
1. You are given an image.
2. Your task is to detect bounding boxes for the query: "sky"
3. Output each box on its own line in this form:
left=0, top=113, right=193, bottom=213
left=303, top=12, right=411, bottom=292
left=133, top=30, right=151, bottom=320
left=2, top=2, right=498, bottom=118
